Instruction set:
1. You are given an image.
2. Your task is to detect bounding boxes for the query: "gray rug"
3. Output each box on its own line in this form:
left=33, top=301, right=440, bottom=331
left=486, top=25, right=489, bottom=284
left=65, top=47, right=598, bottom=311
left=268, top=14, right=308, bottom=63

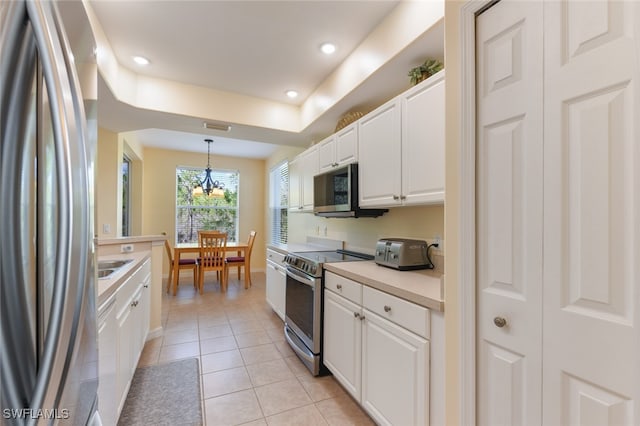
left=117, top=358, right=202, bottom=425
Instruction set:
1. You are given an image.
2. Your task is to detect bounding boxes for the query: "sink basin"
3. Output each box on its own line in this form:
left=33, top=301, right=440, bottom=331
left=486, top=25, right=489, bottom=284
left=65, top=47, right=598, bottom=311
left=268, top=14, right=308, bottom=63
left=98, top=259, right=133, bottom=270
left=98, top=269, right=115, bottom=278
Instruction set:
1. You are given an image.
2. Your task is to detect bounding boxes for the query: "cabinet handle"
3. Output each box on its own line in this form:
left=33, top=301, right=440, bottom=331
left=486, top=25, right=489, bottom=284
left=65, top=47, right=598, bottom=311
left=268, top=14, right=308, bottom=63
left=400, top=195, right=406, bottom=200
left=336, top=284, right=342, bottom=290
left=494, top=316, right=507, bottom=328
left=359, top=314, right=365, bottom=321
left=143, top=284, right=149, bottom=288
left=354, top=312, right=360, bottom=319
left=393, top=195, right=400, bottom=200
left=384, top=305, right=392, bottom=312
left=131, top=300, right=138, bottom=308
left=298, top=206, right=303, bottom=210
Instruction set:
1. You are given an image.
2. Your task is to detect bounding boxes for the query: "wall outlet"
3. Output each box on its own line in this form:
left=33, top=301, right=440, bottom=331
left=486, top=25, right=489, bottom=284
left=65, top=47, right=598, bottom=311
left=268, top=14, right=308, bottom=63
left=121, top=244, right=134, bottom=253
left=432, top=235, right=443, bottom=253
left=103, top=223, right=111, bottom=234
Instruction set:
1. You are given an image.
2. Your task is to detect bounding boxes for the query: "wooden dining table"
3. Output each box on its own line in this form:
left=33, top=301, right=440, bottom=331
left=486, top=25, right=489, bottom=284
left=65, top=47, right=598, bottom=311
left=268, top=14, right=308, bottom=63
left=172, top=241, right=248, bottom=295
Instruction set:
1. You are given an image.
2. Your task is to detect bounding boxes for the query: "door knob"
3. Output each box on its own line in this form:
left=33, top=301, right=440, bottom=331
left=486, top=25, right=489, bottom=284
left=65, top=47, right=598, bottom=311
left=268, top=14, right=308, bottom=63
left=493, top=316, right=507, bottom=328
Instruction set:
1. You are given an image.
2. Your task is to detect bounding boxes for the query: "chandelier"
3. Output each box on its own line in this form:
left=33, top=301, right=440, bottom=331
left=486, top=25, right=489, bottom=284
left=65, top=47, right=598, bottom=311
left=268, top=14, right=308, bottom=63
left=193, top=139, right=225, bottom=197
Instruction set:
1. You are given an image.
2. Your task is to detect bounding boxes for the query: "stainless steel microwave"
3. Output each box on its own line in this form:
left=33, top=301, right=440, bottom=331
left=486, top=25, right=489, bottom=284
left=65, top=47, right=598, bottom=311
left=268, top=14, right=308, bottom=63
left=313, top=163, right=387, bottom=218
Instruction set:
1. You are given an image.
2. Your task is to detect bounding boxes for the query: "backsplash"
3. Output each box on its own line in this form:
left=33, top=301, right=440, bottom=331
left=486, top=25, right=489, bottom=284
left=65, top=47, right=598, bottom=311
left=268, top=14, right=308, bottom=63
left=288, top=204, right=445, bottom=262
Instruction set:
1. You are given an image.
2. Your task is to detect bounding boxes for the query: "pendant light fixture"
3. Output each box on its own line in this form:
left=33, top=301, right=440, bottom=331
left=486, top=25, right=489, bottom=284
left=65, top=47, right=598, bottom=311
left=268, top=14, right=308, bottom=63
left=194, top=139, right=225, bottom=197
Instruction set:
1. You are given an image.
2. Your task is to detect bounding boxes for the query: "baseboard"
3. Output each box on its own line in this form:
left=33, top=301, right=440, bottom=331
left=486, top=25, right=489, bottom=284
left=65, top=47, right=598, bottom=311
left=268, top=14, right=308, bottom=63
left=146, top=326, right=163, bottom=341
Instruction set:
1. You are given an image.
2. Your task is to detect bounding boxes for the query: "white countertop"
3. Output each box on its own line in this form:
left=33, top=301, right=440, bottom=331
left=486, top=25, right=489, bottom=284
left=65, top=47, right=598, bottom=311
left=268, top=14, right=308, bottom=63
left=268, top=236, right=345, bottom=255
left=97, top=251, right=150, bottom=306
left=324, top=260, right=444, bottom=312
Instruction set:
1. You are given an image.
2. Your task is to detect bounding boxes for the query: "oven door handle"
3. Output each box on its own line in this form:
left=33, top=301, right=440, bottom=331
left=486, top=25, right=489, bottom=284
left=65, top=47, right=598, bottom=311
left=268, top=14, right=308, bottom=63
left=286, top=267, right=317, bottom=287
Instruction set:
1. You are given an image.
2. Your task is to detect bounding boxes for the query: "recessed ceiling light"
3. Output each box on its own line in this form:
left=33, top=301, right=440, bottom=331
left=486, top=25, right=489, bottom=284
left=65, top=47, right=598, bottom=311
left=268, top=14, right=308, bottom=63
left=133, top=55, right=150, bottom=66
left=286, top=90, right=298, bottom=99
left=320, top=42, right=336, bottom=55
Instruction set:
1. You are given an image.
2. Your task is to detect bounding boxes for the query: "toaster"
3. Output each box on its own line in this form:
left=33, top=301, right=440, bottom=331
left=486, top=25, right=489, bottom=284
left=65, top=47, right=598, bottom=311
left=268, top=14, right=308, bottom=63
left=374, top=238, right=431, bottom=270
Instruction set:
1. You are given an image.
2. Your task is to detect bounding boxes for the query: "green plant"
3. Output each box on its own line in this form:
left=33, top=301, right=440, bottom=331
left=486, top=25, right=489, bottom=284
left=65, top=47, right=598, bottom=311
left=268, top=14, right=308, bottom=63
left=408, top=58, right=444, bottom=85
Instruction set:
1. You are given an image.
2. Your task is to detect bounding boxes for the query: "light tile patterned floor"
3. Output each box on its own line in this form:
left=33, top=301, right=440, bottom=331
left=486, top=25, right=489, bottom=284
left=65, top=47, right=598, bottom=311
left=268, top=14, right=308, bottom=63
left=137, top=272, right=374, bottom=426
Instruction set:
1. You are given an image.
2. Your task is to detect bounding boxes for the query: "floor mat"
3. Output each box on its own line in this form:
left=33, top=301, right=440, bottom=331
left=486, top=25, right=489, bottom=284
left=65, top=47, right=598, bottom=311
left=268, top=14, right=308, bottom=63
left=117, top=358, right=202, bottom=425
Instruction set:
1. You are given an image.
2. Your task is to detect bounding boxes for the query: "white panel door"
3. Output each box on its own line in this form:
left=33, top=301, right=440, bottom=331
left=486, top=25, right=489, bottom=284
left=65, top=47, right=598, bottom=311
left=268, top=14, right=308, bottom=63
left=476, top=1, right=544, bottom=425
left=542, top=1, right=639, bottom=424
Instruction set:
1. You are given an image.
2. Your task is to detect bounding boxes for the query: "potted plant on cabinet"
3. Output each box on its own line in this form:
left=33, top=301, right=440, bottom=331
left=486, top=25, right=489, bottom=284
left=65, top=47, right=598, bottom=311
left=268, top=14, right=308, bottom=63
left=408, top=58, right=444, bottom=85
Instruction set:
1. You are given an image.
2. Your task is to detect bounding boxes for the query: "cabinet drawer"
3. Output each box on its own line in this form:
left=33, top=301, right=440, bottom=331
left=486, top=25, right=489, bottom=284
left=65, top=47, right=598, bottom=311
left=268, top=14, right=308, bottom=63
left=363, top=286, right=429, bottom=339
left=325, top=271, right=362, bottom=305
left=267, top=249, right=286, bottom=266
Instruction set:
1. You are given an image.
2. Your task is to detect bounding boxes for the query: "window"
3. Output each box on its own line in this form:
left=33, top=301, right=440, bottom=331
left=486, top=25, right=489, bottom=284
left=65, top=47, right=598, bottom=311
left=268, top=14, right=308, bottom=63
left=176, top=167, right=239, bottom=243
left=269, top=161, right=289, bottom=245
left=122, top=155, right=131, bottom=236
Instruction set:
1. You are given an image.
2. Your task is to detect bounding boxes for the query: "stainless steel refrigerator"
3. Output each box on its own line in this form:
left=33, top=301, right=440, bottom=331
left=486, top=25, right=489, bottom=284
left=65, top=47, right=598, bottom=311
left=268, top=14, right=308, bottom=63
left=1, top=1, right=98, bottom=424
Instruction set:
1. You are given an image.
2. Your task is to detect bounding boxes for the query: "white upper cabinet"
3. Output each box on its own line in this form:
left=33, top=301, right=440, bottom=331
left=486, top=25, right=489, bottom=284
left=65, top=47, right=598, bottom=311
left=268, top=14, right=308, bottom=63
left=358, top=99, right=403, bottom=207
left=358, top=71, right=445, bottom=208
left=319, top=123, right=358, bottom=173
left=288, top=145, right=318, bottom=212
left=401, top=72, right=445, bottom=205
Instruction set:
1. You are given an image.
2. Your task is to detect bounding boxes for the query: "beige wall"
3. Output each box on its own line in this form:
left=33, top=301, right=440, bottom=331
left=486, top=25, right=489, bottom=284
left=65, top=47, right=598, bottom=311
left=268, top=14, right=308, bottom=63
left=444, top=0, right=464, bottom=424
left=141, top=147, right=267, bottom=275
left=288, top=206, right=444, bottom=256
left=96, top=127, right=119, bottom=237
left=97, top=128, right=144, bottom=237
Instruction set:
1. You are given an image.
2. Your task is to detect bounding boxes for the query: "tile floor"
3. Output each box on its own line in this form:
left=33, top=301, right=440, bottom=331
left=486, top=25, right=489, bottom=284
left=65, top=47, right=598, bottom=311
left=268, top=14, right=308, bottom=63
left=137, top=271, right=374, bottom=426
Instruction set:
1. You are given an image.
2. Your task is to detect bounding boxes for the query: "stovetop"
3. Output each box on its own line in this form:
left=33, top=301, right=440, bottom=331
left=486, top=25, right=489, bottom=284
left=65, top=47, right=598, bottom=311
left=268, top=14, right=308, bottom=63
left=284, top=249, right=373, bottom=278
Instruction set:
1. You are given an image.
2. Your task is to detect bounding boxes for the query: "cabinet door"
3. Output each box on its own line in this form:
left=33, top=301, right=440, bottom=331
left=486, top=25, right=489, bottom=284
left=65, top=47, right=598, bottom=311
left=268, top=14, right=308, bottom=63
left=401, top=73, right=445, bottom=205
left=116, top=301, right=133, bottom=412
left=358, top=99, right=402, bottom=207
left=318, top=135, right=336, bottom=173
left=362, top=309, right=429, bottom=426
left=335, top=123, right=358, bottom=166
left=288, top=156, right=302, bottom=211
left=301, top=147, right=318, bottom=211
left=98, top=298, right=118, bottom=426
left=274, top=266, right=286, bottom=321
left=323, top=289, right=362, bottom=401
left=266, top=262, right=286, bottom=320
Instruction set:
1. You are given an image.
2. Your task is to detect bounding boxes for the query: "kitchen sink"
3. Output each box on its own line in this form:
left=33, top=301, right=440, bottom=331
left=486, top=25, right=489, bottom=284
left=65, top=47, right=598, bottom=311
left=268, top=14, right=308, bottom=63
left=97, top=259, right=134, bottom=279
left=98, top=259, right=133, bottom=270
left=98, top=269, right=116, bottom=278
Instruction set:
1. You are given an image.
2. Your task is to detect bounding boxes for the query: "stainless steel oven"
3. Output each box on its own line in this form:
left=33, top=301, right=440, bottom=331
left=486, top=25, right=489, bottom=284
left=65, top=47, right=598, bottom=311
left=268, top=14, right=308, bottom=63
left=284, top=266, right=323, bottom=375
left=283, top=250, right=373, bottom=376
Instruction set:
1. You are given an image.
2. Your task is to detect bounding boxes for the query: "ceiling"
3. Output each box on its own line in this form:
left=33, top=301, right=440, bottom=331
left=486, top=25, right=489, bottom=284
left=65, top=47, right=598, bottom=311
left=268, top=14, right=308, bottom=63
left=87, top=1, right=444, bottom=158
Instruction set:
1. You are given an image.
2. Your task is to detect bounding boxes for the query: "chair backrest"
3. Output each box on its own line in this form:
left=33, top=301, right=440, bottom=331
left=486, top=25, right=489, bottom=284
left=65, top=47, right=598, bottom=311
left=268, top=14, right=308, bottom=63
left=199, top=231, right=227, bottom=269
left=246, top=231, right=257, bottom=259
left=164, top=238, right=173, bottom=263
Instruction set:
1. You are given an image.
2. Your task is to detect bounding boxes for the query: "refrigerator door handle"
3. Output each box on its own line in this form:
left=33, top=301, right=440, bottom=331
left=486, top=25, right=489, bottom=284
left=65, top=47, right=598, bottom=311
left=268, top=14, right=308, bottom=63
left=25, top=1, right=91, bottom=417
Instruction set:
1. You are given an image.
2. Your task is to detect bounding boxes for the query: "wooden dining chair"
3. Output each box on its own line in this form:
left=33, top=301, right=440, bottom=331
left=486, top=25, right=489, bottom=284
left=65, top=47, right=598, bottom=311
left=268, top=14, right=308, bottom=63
left=224, top=230, right=257, bottom=289
left=197, top=231, right=228, bottom=294
left=164, top=239, right=198, bottom=293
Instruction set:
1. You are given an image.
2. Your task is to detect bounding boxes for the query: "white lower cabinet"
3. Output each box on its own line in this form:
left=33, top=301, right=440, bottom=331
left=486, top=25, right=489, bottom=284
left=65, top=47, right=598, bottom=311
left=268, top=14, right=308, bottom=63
left=98, top=296, right=117, bottom=426
left=361, top=309, right=428, bottom=426
left=99, top=258, right=151, bottom=419
left=323, top=289, right=361, bottom=399
left=323, top=271, right=430, bottom=425
left=266, top=249, right=286, bottom=320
